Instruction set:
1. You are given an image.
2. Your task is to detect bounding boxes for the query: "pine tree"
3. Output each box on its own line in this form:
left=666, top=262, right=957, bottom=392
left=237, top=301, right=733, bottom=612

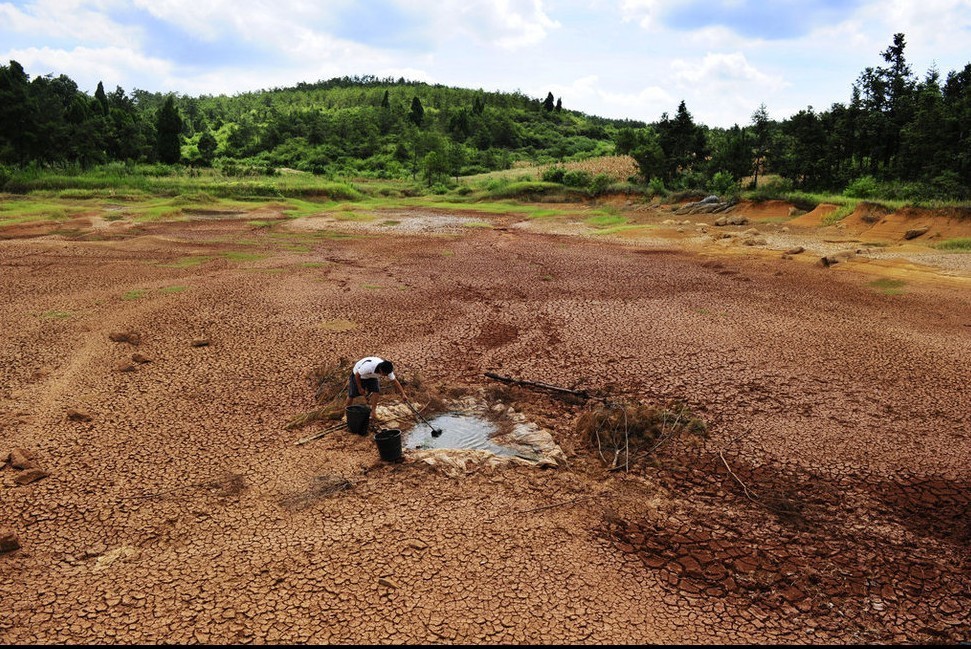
left=156, top=95, right=183, bottom=164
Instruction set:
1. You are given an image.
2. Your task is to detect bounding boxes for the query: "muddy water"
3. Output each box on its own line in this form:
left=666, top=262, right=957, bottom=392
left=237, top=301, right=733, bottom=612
left=403, top=413, right=517, bottom=456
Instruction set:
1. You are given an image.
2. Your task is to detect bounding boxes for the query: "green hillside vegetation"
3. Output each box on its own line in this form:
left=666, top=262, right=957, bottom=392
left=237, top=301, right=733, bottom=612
left=0, top=33, right=968, bottom=205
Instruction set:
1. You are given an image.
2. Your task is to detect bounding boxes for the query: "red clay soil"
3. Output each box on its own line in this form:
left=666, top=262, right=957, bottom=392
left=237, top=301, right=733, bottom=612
left=1, top=200, right=969, bottom=644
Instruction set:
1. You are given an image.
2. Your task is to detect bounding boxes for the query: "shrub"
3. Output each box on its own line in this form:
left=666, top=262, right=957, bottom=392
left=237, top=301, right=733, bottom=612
left=647, top=177, right=667, bottom=197
left=588, top=173, right=613, bottom=197
left=844, top=175, right=879, bottom=198
left=541, top=166, right=567, bottom=183
left=562, top=169, right=592, bottom=188
left=708, top=171, right=738, bottom=197
left=748, top=177, right=793, bottom=201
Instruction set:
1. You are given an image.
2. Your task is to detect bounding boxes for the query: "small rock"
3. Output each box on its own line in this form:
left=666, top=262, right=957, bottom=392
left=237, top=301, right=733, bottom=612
left=115, top=362, right=136, bottom=373
left=191, top=339, right=210, bottom=347
left=108, top=331, right=141, bottom=345
left=0, top=528, right=20, bottom=553
left=8, top=448, right=36, bottom=470
left=131, top=353, right=151, bottom=364
left=378, top=577, right=399, bottom=589
left=786, top=246, right=805, bottom=255
left=14, top=468, right=49, bottom=485
left=66, top=408, right=93, bottom=422
left=904, top=226, right=930, bottom=240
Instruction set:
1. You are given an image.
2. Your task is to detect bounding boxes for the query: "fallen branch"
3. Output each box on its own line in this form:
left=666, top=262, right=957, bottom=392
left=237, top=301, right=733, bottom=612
left=719, top=450, right=758, bottom=503
left=484, top=372, right=589, bottom=399
left=295, top=423, right=346, bottom=446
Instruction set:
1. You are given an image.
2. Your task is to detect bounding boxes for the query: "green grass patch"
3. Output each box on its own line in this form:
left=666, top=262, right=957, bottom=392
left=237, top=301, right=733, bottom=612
left=822, top=203, right=857, bottom=225
left=934, top=237, right=971, bottom=251
left=0, top=199, right=72, bottom=226
left=585, top=214, right=627, bottom=228
left=869, top=278, right=907, bottom=295
left=122, top=289, right=147, bottom=300
left=246, top=220, right=275, bottom=229
left=159, top=285, right=187, bottom=294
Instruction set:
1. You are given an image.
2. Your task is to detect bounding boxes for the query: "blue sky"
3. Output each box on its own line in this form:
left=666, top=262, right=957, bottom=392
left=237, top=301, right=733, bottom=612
left=2, top=0, right=969, bottom=128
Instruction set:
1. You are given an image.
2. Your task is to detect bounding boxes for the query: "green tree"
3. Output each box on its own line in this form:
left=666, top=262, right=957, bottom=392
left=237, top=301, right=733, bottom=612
left=409, top=96, right=424, bottom=126
left=750, top=103, right=771, bottom=188
left=94, top=81, right=109, bottom=116
left=156, top=95, right=183, bottom=164
left=197, top=130, right=218, bottom=166
left=655, top=100, right=707, bottom=183
left=0, top=61, right=35, bottom=163
left=706, top=124, right=751, bottom=182
left=543, top=92, right=555, bottom=112
left=629, top=128, right=666, bottom=182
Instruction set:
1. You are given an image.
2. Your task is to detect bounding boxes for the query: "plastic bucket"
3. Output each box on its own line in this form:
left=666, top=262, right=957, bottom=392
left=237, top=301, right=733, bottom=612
left=374, top=428, right=403, bottom=463
left=345, top=404, right=371, bottom=436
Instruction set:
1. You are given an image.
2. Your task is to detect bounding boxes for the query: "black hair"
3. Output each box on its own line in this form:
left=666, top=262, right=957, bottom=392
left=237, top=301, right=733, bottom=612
left=376, top=360, right=394, bottom=374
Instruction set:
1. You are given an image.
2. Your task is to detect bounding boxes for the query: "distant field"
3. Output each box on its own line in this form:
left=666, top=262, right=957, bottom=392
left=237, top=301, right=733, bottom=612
left=466, top=155, right=639, bottom=183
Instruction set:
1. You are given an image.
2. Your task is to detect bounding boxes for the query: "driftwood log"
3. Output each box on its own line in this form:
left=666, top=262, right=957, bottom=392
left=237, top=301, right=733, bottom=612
left=484, top=372, right=590, bottom=399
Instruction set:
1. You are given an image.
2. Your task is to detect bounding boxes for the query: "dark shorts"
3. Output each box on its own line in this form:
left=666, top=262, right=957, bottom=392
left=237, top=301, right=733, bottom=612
left=348, top=374, right=380, bottom=398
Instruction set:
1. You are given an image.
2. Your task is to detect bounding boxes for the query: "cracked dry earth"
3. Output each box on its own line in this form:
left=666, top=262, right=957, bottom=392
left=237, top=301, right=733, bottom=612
left=1, top=201, right=969, bottom=645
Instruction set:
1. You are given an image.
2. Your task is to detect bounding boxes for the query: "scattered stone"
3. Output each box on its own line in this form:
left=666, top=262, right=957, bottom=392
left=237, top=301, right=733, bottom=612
left=714, top=215, right=749, bottom=226
left=904, top=226, right=930, bottom=240
left=14, top=468, right=49, bottom=485
left=115, top=362, right=137, bottom=373
left=108, top=331, right=141, bottom=345
left=678, top=198, right=737, bottom=216
left=0, top=528, right=20, bottom=553
left=191, top=339, right=210, bottom=347
left=66, top=408, right=93, bottom=422
left=378, top=577, right=399, bottom=589
left=8, top=448, right=36, bottom=470
left=786, top=246, right=805, bottom=255
left=131, top=353, right=151, bottom=364
left=820, top=250, right=856, bottom=267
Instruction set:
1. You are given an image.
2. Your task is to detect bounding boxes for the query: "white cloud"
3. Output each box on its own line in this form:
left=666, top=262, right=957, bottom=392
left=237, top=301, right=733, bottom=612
left=669, top=51, right=785, bottom=89
left=618, top=0, right=666, bottom=29
left=5, top=45, right=172, bottom=92
left=429, top=0, right=561, bottom=49
left=0, top=0, right=140, bottom=47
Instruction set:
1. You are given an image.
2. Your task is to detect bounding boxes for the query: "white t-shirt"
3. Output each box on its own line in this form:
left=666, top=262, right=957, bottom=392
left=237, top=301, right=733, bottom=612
left=353, top=357, right=396, bottom=381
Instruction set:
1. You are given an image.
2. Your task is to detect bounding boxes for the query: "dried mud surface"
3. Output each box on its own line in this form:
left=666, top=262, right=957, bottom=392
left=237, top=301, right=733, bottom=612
left=1, top=201, right=969, bottom=644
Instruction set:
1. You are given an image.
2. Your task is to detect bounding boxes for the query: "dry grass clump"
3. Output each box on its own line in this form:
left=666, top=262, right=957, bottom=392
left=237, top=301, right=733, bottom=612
left=576, top=401, right=707, bottom=471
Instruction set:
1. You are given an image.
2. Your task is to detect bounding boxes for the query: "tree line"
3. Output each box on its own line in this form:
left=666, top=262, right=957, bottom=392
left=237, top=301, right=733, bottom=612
left=0, top=33, right=968, bottom=199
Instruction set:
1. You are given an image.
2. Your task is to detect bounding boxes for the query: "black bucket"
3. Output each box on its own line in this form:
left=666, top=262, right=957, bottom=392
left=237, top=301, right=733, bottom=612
left=374, top=428, right=403, bottom=463
left=345, top=404, right=371, bottom=436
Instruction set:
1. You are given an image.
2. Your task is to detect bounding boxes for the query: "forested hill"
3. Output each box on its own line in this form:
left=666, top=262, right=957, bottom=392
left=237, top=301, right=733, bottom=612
left=0, top=33, right=969, bottom=200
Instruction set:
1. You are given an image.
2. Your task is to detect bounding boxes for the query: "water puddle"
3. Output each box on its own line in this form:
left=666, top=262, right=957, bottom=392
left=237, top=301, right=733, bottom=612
left=404, top=413, right=517, bottom=456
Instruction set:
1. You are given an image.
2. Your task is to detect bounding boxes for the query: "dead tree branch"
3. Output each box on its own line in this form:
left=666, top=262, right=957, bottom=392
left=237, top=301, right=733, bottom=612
left=484, top=372, right=589, bottom=399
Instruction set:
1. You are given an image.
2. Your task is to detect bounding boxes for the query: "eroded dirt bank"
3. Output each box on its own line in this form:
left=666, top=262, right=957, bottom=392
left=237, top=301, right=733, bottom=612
left=1, top=204, right=969, bottom=644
